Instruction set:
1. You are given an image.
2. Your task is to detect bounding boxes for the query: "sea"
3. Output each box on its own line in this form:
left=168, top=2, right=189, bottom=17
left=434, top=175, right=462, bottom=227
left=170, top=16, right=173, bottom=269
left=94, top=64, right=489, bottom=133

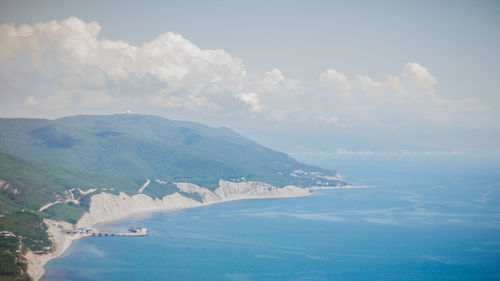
left=41, top=155, right=500, bottom=281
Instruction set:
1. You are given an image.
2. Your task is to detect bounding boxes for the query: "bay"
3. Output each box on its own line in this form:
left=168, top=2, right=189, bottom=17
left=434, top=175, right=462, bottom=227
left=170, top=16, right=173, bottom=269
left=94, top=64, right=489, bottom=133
left=42, top=155, right=500, bottom=281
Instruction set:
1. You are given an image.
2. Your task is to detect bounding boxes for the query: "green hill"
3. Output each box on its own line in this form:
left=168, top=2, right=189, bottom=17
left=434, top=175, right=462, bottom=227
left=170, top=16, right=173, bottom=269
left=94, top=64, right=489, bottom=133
left=0, top=114, right=339, bottom=187
left=0, top=151, right=138, bottom=222
left=0, top=114, right=342, bottom=222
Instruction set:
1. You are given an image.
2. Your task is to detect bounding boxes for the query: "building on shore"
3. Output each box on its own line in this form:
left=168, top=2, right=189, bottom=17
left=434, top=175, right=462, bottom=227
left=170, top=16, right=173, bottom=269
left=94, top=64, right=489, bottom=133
left=0, top=230, right=15, bottom=237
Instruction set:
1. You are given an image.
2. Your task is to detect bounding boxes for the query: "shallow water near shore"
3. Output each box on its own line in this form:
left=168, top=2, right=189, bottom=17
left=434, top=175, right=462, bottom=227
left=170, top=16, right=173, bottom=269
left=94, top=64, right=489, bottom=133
left=42, top=156, right=500, bottom=281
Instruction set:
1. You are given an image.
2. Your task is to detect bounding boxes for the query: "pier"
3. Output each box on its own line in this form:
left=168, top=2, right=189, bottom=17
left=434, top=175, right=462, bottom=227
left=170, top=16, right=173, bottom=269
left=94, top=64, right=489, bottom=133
left=92, top=227, right=148, bottom=237
left=71, top=227, right=148, bottom=237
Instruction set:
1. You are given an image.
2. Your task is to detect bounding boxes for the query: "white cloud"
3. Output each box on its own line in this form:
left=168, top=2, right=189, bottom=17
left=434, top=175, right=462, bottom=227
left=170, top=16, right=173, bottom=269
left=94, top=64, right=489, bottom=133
left=0, top=17, right=248, bottom=116
left=0, top=17, right=493, bottom=136
left=319, top=69, right=351, bottom=96
left=320, top=115, right=352, bottom=128
left=237, top=92, right=262, bottom=112
left=317, top=63, right=487, bottom=129
left=401, top=62, right=437, bottom=90
left=0, top=17, right=247, bottom=93
left=24, top=96, right=37, bottom=106
left=255, top=68, right=302, bottom=94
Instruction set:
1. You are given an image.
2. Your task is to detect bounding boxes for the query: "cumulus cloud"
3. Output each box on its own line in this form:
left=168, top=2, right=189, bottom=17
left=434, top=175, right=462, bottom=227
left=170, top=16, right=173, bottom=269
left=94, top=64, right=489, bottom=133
left=316, top=63, right=486, bottom=129
left=0, top=17, right=492, bottom=134
left=237, top=92, right=262, bottom=112
left=0, top=17, right=246, bottom=91
left=0, top=17, right=248, bottom=116
left=319, top=69, right=351, bottom=95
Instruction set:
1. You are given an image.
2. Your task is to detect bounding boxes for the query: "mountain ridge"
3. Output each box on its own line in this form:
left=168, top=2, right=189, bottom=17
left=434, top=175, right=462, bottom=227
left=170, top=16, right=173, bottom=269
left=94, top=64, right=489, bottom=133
left=0, top=113, right=339, bottom=187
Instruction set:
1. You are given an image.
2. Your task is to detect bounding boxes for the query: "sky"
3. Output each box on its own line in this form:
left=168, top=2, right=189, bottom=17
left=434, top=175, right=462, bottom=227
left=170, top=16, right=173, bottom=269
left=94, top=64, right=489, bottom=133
left=0, top=0, right=499, bottom=156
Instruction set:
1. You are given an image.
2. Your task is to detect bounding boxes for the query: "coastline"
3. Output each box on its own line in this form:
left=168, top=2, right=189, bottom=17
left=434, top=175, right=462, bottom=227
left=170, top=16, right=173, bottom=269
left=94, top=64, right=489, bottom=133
left=27, top=180, right=313, bottom=281
left=25, top=219, right=87, bottom=281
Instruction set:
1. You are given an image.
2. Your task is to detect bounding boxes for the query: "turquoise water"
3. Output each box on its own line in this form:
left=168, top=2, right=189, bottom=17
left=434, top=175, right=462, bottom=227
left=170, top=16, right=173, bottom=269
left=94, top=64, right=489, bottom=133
left=42, top=156, right=500, bottom=281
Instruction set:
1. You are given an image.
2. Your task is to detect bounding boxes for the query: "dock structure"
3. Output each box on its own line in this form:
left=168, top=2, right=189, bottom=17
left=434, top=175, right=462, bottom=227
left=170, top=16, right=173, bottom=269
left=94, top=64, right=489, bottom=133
left=90, top=227, right=148, bottom=237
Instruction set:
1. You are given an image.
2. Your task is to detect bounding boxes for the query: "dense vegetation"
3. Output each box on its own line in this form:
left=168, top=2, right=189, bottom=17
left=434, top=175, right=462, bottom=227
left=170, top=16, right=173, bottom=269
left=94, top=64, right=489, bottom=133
left=0, top=212, right=51, bottom=281
left=0, top=114, right=336, bottom=189
left=0, top=151, right=138, bottom=222
left=0, top=212, right=51, bottom=251
left=0, top=114, right=341, bottom=223
left=0, top=235, right=30, bottom=281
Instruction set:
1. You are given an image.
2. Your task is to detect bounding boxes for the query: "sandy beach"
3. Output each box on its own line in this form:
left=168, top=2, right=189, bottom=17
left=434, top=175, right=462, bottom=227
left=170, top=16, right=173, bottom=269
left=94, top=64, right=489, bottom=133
left=25, top=219, right=90, bottom=281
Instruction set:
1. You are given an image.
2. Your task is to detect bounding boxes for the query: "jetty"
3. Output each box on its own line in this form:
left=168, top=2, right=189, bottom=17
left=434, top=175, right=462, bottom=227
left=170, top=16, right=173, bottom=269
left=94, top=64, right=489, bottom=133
left=70, top=227, right=148, bottom=237
left=93, top=227, right=148, bottom=237
left=115, top=227, right=148, bottom=237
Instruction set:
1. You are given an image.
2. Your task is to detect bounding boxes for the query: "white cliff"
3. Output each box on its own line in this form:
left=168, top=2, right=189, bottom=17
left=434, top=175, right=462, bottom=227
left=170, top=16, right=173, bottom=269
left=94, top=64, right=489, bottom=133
left=175, top=182, right=221, bottom=202
left=215, top=180, right=310, bottom=200
left=77, top=180, right=311, bottom=228
left=77, top=192, right=201, bottom=228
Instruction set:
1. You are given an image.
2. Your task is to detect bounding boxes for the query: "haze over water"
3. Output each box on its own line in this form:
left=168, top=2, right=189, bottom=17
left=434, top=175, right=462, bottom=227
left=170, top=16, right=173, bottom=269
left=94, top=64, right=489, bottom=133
left=42, top=156, right=500, bottom=281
